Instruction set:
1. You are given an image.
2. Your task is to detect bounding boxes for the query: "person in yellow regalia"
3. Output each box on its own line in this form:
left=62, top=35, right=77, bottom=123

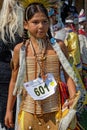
left=64, top=14, right=87, bottom=117
left=0, top=0, right=23, bottom=129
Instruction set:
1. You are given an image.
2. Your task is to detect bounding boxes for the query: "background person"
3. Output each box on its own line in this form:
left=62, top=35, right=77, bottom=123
left=0, top=0, right=23, bottom=129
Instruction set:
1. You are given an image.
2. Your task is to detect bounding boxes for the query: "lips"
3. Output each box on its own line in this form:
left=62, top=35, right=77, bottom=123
left=38, top=30, right=44, bottom=33
left=37, top=31, right=45, bottom=35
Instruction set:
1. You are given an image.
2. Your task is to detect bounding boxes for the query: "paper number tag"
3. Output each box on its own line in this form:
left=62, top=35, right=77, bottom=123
left=24, top=73, right=57, bottom=100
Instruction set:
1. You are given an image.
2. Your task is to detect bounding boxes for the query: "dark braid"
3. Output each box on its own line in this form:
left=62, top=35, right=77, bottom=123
left=47, top=28, right=52, bottom=39
left=22, top=28, right=29, bottom=45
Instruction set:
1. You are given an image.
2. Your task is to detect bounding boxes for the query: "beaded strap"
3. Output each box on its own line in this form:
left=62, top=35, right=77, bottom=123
left=13, top=44, right=26, bottom=95
left=50, top=37, right=78, bottom=87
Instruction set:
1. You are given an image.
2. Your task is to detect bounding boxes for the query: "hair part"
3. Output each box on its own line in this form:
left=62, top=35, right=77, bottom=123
left=24, top=3, right=49, bottom=21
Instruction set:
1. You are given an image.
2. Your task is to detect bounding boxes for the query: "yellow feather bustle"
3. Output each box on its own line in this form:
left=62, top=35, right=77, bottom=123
left=20, top=0, right=58, bottom=9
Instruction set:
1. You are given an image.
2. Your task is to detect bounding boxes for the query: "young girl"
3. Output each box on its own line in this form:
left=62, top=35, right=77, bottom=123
left=5, top=1, right=77, bottom=130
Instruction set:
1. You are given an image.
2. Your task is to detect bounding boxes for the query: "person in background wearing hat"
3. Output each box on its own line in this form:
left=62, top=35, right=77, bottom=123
left=53, top=2, right=87, bottom=128
left=78, top=9, right=87, bottom=90
left=55, top=14, right=81, bottom=74
left=0, top=0, right=23, bottom=129
left=61, top=0, right=70, bottom=25
left=48, top=4, right=64, bottom=37
left=64, top=14, right=81, bottom=71
left=64, top=14, right=87, bottom=129
left=56, top=14, right=87, bottom=120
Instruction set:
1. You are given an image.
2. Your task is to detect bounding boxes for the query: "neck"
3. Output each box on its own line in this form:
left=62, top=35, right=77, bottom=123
left=30, top=36, right=48, bottom=55
left=30, top=35, right=47, bottom=44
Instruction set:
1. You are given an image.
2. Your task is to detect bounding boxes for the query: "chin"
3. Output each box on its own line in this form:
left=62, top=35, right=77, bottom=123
left=39, top=34, right=46, bottom=38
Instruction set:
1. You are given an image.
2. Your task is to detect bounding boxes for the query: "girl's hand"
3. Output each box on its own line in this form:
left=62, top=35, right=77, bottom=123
left=62, top=91, right=80, bottom=109
left=5, top=110, right=14, bottom=128
left=62, top=98, right=75, bottom=109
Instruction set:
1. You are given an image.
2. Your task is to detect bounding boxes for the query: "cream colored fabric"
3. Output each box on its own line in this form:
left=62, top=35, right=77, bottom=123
left=20, top=54, right=60, bottom=114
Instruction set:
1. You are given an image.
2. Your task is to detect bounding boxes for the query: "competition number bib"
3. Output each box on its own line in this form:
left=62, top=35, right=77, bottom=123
left=24, top=73, right=57, bottom=100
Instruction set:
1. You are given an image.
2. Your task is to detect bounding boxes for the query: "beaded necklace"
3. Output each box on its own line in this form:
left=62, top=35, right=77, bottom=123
left=30, top=38, right=48, bottom=79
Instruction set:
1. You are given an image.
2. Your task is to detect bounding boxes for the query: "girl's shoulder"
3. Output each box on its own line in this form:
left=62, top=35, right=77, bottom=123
left=14, top=42, right=23, bottom=53
left=56, top=39, right=66, bottom=50
left=56, top=39, right=69, bottom=58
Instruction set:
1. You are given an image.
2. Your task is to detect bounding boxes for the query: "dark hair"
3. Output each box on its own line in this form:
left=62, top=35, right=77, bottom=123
left=23, top=3, right=52, bottom=44
left=24, top=3, right=49, bottom=21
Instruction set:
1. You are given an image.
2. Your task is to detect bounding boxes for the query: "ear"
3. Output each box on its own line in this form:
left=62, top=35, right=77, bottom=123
left=24, top=21, right=29, bottom=30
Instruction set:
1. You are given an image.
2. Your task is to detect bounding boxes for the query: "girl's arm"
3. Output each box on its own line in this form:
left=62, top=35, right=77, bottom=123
left=58, top=40, right=76, bottom=107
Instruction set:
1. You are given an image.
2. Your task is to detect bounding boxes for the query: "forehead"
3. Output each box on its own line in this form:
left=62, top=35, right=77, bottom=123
left=30, top=12, right=48, bottom=20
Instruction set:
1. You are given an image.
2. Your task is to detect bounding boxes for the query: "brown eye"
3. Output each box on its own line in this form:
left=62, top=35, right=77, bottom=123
left=42, top=20, right=49, bottom=25
left=32, top=21, right=39, bottom=25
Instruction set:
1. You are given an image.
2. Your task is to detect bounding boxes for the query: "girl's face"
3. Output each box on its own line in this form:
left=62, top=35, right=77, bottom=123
left=24, top=12, right=49, bottom=39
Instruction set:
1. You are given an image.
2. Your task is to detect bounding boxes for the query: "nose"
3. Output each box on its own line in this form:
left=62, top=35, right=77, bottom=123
left=39, top=22, right=44, bottom=28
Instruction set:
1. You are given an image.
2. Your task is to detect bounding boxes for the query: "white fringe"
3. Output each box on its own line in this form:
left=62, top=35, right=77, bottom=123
left=13, top=45, right=26, bottom=95
left=15, top=95, right=22, bottom=130
left=51, top=40, right=78, bottom=86
left=0, top=124, right=6, bottom=130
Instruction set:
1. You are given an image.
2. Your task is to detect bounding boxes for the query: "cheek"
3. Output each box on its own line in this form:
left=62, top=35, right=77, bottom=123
left=28, top=25, right=37, bottom=32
